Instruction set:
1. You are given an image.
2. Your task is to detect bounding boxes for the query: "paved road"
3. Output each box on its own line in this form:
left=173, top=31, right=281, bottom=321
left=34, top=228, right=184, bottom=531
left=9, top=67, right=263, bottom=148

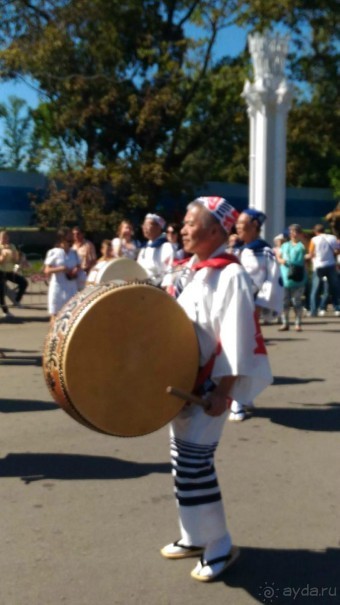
left=1, top=287, right=339, bottom=605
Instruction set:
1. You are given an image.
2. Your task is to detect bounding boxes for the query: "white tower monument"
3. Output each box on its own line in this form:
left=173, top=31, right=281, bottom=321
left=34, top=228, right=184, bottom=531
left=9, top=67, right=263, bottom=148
left=242, top=32, right=293, bottom=243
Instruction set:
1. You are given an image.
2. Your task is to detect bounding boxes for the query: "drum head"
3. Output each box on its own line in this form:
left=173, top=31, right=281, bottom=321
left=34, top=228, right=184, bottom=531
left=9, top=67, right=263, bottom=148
left=61, top=283, right=199, bottom=436
left=89, top=258, right=148, bottom=285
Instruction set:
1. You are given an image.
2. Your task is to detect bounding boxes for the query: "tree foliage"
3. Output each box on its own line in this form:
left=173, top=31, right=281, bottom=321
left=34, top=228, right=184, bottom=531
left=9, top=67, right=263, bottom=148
left=0, top=0, right=339, bottom=226
left=30, top=169, right=126, bottom=233
left=0, top=95, right=33, bottom=169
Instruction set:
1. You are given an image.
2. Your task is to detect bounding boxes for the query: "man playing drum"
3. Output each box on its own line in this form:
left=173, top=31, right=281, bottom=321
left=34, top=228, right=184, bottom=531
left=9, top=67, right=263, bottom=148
left=161, top=196, right=272, bottom=582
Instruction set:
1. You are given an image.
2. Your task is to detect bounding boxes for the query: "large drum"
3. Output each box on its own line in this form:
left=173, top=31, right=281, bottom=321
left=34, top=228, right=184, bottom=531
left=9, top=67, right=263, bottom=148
left=43, top=282, right=199, bottom=437
left=86, top=257, right=148, bottom=285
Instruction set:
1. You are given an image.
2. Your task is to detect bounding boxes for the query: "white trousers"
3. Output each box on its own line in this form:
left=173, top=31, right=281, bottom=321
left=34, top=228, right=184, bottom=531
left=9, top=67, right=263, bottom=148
left=170, top=403, right=231, bottom=549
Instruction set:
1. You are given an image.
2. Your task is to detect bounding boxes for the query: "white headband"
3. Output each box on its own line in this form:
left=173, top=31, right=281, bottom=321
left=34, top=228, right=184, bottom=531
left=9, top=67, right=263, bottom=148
left=145, top=213, right=166, bottom=230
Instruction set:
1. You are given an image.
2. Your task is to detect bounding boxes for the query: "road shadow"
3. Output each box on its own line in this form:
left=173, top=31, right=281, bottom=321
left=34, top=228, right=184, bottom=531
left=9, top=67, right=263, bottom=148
left=307, top=329, right=340, bottom=334
left=1, top=315, right=49, bottom=324
left=0, top=399, right=57, bottom=413
left=273, top=376, right=324, bottom=385
left=253, top=403, right=340, bottom=432
left=265, top=338, right=308, bottom=344
left=0, top=453, right=171, bottom=483
left=1, top=348, right=40, bottom=354
left=0, top=355, right=42, bottom=366
left=220, top=546, right=339, bottom=604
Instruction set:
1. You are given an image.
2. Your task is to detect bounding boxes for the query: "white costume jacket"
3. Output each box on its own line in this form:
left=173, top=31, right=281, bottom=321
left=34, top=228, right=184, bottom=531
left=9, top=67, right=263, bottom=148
left=137, top=236, right=174, bottom=285
left=237, top=239, right=283, bottom=315
left=176, top=246, right=273, bottom=405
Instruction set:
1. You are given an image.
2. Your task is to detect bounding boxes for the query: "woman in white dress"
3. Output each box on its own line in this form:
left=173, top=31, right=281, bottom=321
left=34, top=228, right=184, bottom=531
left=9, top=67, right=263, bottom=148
left=44, top=228, right=81, bottom=322
left=112, top=220, right=139, bottom=260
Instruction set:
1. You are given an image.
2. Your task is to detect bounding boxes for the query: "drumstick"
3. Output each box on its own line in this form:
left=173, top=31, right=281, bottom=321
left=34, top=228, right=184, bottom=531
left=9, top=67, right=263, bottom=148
left=166, top=386, right=211, bottom=410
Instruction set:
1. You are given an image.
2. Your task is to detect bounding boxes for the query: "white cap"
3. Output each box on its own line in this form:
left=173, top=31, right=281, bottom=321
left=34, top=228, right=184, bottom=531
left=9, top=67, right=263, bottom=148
left=144, top=213, right=166, bottom=230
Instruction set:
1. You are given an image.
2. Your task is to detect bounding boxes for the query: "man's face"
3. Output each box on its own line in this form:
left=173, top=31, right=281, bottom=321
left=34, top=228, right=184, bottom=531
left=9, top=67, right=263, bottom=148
left=236, top=212, right=258, bottom=243
left=181, top=206, right=214, bottom=258
left=72, top=229, right=83, bottom=243
left=142, top=219, right=162, bottom=241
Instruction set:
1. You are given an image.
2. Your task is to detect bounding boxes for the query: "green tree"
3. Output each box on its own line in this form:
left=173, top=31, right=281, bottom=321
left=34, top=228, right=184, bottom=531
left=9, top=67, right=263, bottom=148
left=0, top=3, right=248, bottom=188
left=0, top=0, right=338, bottom=224
left=0, top=95, right=33, bottom=169
left=31, top=169, right=124, bottom=232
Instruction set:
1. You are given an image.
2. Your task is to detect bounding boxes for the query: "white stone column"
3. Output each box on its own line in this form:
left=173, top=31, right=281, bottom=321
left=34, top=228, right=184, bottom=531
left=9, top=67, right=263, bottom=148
left=242, top=32, right=293, bottom=244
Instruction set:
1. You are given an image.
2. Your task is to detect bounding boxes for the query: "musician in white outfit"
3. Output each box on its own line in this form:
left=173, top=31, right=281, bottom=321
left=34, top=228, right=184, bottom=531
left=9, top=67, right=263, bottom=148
left=160, top=197, right=272, bottom=582
left=228, top=209, right=283, bottom=421
left=137, top=213, right=174, bottom=285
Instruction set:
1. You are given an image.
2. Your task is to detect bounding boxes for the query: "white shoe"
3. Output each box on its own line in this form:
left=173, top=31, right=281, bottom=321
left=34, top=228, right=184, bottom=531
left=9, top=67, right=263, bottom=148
left=160, top=540, right=204, bottom=559
left=190, top=546, right=240, bottom=582
left=334, top=311, right=340, bottom=317
left=228, top=411, right=246, bottom=422
left=318, top=310, right=326, bottom=316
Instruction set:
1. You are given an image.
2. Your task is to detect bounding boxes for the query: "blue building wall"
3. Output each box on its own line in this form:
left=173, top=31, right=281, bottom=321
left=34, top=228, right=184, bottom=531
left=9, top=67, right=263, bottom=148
left=0, top=171, right=336, bottom=230
left=0, top=171, right=47, bottom=227
left=162, top=182, right=336, bottom=231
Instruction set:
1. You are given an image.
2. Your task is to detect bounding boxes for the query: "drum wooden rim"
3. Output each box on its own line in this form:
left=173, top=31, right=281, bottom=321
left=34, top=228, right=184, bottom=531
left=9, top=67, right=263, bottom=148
left=43, top=282, right=199, bottom=436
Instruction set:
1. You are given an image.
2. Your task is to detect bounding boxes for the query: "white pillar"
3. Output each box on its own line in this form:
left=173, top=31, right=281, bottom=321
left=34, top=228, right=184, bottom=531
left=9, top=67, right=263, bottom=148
left=242, top=32, right=293, bottom=244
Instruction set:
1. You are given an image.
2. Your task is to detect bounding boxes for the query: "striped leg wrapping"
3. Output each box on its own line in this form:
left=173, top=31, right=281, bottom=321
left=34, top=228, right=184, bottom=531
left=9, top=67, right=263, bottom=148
left=171, top=436, right=222, bottom=507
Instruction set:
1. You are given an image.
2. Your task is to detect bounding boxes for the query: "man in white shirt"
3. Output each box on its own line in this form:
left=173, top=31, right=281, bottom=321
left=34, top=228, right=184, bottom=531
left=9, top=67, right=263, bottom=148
left=228, top=208, right=283, bottom=421
left=308, top=224, right=340, bottom=317
left=137, top=213, right=174, bottom=285
left=160, top=196, right=272, bottom=582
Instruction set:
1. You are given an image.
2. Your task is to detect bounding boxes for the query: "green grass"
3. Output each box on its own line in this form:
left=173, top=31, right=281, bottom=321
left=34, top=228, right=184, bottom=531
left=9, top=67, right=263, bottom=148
left=21, top=256, right=45, bottom=277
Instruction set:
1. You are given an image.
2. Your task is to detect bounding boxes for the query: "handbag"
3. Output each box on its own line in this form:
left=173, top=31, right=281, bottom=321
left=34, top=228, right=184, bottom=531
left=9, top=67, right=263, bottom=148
left=287, top=244, right=305, bottom=281
left=287, top=263, right=304, bottom=281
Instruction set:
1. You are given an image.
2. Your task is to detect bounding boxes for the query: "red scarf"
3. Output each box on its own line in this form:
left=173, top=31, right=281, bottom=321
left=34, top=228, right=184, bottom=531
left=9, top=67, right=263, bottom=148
left=192, top=252, right=240, bottom=272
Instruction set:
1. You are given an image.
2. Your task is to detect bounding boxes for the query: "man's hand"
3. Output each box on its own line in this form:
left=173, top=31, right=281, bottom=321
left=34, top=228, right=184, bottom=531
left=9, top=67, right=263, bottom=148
left=204, top=391, right=231, bottom=417
left=203, top=375, right=237, bottom=417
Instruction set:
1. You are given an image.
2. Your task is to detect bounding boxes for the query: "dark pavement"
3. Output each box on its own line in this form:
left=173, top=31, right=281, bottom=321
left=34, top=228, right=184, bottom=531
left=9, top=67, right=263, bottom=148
left=1, top=284, right=339, bottom=605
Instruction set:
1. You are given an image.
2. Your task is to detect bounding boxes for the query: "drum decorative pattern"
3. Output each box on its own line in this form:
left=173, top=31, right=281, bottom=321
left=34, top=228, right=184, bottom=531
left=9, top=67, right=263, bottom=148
left=43, top=281, right=143, bottom=432
left=43, top=281, right=199, bottom=437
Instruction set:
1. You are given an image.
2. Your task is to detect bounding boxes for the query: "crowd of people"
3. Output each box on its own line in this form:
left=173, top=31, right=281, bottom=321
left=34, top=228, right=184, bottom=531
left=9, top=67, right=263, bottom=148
left=1, top=210, right=339, bottom=327
left=1, top=197, right=340, bottom=581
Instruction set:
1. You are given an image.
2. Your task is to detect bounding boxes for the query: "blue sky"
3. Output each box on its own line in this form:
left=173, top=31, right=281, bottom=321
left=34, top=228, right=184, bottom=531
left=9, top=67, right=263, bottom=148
left=0, top=23, right=248, bottom=106
left=0, top=24, right=249, bottom=143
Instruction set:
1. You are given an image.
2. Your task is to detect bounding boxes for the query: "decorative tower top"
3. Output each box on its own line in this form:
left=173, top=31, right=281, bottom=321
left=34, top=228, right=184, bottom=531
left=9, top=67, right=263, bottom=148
left=243, top=32, right=293, bottom=112
left=248, top=31, right=290, bottom=90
